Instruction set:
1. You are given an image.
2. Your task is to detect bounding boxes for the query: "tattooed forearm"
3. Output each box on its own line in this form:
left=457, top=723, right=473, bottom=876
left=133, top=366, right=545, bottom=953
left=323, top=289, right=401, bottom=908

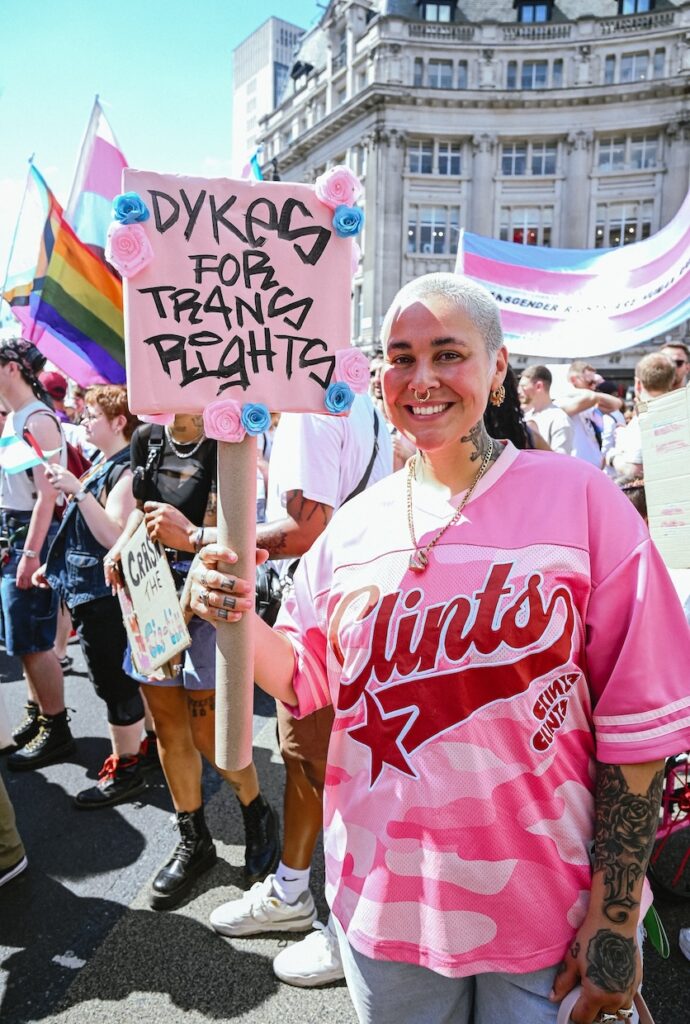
left=256, top=524, right=290, bottom=557
left=460, top=422, right=501, bottom=464
left=585, top=929, right=636, bottom=993
left=285, top=490, right=332, bottom=529
left=593, top=762, right=664, bottom=924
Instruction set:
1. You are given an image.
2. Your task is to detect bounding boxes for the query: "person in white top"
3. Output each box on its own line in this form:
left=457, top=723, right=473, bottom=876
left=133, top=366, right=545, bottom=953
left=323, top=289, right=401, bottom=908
left=553, top=361, right=623, bottom=468
left=517, top=365, right=573, bottom=455
left=605, top=353, right=675, bottom=478
left=659, top=341, right=689, bottom=391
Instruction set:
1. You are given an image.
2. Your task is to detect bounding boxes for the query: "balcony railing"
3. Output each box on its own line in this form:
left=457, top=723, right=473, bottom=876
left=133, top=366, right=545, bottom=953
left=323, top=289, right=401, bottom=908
left=598, top=10, right=675, bottom=35
left=408, top=23, right=475, bottom=42
left=502, top=24, right=572, bottom=42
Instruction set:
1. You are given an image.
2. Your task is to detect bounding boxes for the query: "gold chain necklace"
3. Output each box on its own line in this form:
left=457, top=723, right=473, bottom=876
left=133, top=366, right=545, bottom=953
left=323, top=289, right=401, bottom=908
left=406, top=440, right=494, bottom=573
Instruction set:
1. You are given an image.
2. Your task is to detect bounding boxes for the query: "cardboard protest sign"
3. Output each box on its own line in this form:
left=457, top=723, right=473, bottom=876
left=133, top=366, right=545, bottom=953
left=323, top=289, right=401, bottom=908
left=639, top=384, right=690, bottom=570
left=119, top=521, right=191, bottom=674
left=118, top=170, right=358, bottom=415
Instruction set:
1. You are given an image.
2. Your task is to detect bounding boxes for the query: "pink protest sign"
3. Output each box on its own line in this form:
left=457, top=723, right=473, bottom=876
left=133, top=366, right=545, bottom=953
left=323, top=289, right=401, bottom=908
left=119, top=169, right=358, bottom=415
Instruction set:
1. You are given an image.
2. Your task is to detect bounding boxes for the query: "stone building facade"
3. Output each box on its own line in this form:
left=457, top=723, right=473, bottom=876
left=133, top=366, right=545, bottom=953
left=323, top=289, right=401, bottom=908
left=257, top=0, right=690, bottom=369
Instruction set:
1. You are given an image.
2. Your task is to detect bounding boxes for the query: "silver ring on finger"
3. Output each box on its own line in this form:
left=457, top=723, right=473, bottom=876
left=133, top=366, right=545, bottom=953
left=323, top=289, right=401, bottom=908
left=200, top=588, right=209, bottom=608
left=617, top=1009, right=634, bottom=1020
left=595, top=1014, right=618, bottom=1023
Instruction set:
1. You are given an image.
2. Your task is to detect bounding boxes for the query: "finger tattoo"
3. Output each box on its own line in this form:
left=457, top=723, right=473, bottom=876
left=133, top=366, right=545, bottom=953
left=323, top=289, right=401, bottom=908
left=217, top=607, right=229, bottom=620
left=221, top=577, right=236, bottom=593
left=222, top=596, right=236, bottom=610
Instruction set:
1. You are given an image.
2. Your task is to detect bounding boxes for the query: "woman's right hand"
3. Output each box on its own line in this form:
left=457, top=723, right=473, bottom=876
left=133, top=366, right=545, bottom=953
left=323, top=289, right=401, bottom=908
left=103, top=546, right=124, bottom=590
left=188, top=544, right=255, bottom=625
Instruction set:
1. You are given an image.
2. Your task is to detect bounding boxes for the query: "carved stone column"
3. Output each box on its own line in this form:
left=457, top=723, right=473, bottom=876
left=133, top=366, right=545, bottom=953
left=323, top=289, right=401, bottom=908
left=562, top=130, right=593, bottom=248
left=470, top=134, right=497, bottom=235
left=661, top=120, right=690, bottom=225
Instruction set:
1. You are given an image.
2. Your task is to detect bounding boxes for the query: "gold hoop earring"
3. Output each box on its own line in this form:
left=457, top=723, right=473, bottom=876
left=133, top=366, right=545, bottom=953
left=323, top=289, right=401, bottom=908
left=412, top=388, right=430, bottom=402
left=489, top=385, right=505, bottom=407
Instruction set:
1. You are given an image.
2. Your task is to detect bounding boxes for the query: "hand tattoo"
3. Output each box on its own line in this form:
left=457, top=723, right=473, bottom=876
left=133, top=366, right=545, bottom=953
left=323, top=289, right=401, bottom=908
left=593, top=763, right=664, bottom=924
left=585, top=929, right=636, bottom=993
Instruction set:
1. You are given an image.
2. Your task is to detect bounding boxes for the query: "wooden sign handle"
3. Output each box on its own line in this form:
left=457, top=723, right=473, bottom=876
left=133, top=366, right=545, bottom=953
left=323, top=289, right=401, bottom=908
left=214, top=435, right=256, bottom=771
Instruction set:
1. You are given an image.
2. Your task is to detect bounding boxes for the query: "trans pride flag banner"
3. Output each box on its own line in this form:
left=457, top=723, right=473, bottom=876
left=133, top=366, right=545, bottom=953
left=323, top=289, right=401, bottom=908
left=456, top=192, right=690, bottom=359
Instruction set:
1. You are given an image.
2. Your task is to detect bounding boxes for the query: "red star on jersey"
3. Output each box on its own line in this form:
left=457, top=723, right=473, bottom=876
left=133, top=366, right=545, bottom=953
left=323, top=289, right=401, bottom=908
left=348, top=690, right=417, bottom=786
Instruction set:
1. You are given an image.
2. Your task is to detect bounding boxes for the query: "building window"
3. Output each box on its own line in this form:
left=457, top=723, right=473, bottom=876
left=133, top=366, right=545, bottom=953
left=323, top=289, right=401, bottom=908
left=604, top=55, right=616, bottom=85
left=597, top=137, right=626, bottom=171
left=457, top=61, right=468, bottom=88
left=428, top=59, right=454, bottom=88
left=552, top=59, right=563, bottom=87
left=595, top=201, right=653, bottom=248
left=619, top=0, right=652, bottom=13
left=531, top=143, right=557, bottom=175
left=438, top=142, right=462, bottom=175
left=517, top=3, right=551, bottom=22
left=507, top=61, right=518, bottom=89
left=620, top=52, right=649, bottom=82
left=408, top=141, right=434, bottom=174
left=522, top=60, right=549, bottom=89
left=422, top=2, right=454, bottom=21
left=414, top=58, right=424, bottom=87
left=353, top=284, right=363, bottom=338
left=407, top=205, right=460, bottom=255
left=630, top=135, right=658, bottom=169
left=500, top=207, right=552, bottom=246
left=653, top=49, right=665, bottom=78
left=501, top=143, right=527, bottom=176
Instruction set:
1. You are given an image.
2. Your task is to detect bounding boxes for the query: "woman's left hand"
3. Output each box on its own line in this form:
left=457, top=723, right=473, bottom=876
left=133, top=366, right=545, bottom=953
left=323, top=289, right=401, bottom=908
left=44, top=462, right=81, bottom=496
left=187, top=544, right=258, bottom=624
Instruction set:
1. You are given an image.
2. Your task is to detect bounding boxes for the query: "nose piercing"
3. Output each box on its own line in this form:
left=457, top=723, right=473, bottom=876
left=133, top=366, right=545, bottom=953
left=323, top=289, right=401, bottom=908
left=412, top=388, right=430, bottom=402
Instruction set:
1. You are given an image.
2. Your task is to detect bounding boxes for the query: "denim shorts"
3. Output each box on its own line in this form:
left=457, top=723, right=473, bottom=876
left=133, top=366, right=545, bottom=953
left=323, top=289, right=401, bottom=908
left=126, top=616, right=217, bottom=691
left=0, top=515, right=59, bottom=658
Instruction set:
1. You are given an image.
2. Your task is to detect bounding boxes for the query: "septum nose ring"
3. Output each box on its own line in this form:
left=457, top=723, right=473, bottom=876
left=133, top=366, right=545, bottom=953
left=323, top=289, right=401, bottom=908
left=412, top=388, right=431, bottom=402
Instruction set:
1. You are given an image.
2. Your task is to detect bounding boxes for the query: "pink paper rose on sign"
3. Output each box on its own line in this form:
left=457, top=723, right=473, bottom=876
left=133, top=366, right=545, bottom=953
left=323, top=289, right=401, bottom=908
left=335, top=348, right=370, bottom=394
left=105, top=222, right=153, bottom=279
left=203, top=399, right=246, bottom=443
left=314, top=165, right=363, bottom=210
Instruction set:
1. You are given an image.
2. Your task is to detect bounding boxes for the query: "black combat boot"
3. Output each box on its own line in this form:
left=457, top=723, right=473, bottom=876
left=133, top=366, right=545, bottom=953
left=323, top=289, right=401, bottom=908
left=149, top=805, right=217, bottom=910
left=7, top=710, right=76, bottom=771
left=10, top=700, right=40, bottom=749
left=74, top=754, right=147, bottom=809
left=240, top=793, right=280, bottom=885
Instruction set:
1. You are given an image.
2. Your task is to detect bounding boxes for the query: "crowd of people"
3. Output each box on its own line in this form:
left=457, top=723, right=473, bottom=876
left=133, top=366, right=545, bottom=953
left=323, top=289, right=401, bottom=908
left=0, top=275, right=689, bottom=1024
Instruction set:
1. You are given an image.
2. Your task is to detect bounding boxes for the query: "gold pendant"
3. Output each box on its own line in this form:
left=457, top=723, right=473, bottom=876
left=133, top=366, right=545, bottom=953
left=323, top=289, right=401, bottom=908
left=408, top=549, right=428, bottom=573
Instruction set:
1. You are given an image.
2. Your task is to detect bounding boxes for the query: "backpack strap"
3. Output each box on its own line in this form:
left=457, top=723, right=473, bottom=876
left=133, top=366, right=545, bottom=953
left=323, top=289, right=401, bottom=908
left=145, top=424, right=166, bottom=477
left=342, top=407, right=380, bottom=506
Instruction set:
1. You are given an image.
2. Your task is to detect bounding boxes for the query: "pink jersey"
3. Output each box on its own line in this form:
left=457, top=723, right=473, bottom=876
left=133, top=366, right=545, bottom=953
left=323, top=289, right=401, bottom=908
left=276, top=443, right=690, bottom=978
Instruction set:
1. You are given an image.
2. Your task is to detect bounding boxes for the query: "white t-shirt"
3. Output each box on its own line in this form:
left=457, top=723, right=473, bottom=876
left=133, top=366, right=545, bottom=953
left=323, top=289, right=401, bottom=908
left=527, top=403, right=573, bottom=455
left=266, top=393, right=393, bottom=520
left=610, top=416, right=643, bottom=472
left=553, top=388, right=602, bottom=467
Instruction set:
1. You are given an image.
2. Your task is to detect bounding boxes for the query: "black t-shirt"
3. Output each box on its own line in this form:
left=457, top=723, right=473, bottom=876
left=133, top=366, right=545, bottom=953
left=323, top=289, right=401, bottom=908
left=130, top=424, right=217, bottom=527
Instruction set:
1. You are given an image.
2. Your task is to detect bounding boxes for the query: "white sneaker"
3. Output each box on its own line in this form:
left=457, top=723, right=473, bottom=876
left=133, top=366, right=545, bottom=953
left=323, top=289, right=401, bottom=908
left=272, top=914, right=345, bottom=987
left=209, top=873, right=317, bottom=937
left=680, top=927, right=690, bottom=961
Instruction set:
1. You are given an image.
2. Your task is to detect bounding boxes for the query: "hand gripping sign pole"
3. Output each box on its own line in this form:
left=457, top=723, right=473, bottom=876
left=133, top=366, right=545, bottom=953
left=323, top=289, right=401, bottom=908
left=115, top=166, right=367, bottom=769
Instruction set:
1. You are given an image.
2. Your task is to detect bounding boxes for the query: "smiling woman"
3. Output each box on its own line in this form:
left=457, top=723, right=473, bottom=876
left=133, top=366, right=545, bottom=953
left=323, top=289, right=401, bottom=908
left=188, top=272, right=690, bottom=1024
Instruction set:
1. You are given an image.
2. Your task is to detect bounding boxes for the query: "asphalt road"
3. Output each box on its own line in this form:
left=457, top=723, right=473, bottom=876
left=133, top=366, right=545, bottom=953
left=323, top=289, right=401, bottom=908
left=0, top=641, right=688, bottom=1024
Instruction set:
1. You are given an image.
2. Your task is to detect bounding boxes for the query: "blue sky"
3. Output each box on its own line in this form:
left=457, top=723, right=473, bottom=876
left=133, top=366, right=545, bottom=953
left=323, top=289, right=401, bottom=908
left=0, top=0, right=321, bottom=286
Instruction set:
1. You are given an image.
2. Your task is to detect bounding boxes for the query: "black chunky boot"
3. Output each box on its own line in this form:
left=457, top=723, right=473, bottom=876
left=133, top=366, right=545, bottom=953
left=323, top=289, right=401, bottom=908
left=7, top=710, right=76, bottom=771
left=11, top=700, right=40, bottom=749
left=240, top=793, right=280, bottom=885
left=149, top=806, right=217, bottom=910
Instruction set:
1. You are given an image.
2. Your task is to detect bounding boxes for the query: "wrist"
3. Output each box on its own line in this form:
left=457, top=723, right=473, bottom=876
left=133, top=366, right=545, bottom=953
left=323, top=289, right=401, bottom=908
left=22, top=549, right=39, bottom=560
left=73, top=487, right=89, bottom=503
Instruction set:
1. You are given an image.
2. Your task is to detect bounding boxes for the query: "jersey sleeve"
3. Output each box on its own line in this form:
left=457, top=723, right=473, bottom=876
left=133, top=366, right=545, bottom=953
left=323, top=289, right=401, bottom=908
left=274, top=533, right=333, bottom=719
left=585, top=478, right=690, bottom=764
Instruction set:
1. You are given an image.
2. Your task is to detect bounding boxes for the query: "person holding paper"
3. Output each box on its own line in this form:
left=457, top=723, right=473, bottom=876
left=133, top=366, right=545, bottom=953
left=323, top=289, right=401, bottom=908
left=32, top=385, right=149, bottom=809
left=0, top=337, right=73, bottom=772
left=188, top=274, right=690, bottom=1024
left=106, top=414, right=279, bottom=910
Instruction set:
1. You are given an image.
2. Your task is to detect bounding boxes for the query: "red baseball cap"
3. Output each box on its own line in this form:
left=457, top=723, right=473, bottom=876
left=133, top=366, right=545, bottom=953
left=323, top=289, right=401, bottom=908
left=39, top=370, right=68, bottom=400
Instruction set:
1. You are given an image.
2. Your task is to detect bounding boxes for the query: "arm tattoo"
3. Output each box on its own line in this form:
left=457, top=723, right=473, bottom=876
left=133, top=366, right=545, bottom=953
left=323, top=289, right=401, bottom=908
left=258, top=524, right=290, bottom=557
left=285, top=490, right=331, bottom=529
left=188, top=693, right=215, bottom=718
left=585, top=929, right=636, bottom=993
left=593, top=762, right=664, bottom=924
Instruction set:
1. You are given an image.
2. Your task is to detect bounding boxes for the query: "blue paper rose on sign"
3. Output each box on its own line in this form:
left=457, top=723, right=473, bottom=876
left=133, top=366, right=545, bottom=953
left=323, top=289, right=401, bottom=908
left=324, top=382, right=355, bottom=415
left=333, top=205, right=365, bottom=238
left=113, top=192, right=150, bottom=224
left=240, top=403, right=271, bottom=435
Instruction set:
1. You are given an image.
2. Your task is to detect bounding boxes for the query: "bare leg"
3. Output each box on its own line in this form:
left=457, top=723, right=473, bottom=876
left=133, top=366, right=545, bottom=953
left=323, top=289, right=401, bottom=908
left=281, top=755, right=326, bottom=870
left=186, top=690, right=259, bottom=806
left=141, top=684, right=202, bottom=812
left=109, top=720, right=145, bottom=758
left=22, top=651, right=64, bottom=716
left=53, top=604, right=72, bottom=661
